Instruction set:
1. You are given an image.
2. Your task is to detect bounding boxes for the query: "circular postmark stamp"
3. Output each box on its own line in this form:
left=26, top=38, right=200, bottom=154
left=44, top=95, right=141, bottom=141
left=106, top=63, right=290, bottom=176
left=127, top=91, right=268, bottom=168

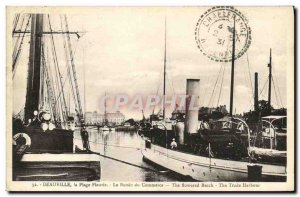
left=195, top=6, right=251, bottom=62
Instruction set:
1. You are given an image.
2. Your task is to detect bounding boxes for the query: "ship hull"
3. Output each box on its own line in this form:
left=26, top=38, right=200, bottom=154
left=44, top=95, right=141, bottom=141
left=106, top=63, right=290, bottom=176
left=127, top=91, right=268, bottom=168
left=116, top=126, right=136, bottom=131
left=142, top=143, right=286, bottom=182
left=13, top=153, right=101, bottom=181
left=99, top=127, right=115, bottom=132
left=25, top=127, right=74, bottom=153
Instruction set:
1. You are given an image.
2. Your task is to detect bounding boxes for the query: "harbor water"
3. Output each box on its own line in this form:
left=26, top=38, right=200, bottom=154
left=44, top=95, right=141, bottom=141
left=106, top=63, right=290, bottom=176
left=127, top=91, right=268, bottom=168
left=74, top=128, right=179, bottom=181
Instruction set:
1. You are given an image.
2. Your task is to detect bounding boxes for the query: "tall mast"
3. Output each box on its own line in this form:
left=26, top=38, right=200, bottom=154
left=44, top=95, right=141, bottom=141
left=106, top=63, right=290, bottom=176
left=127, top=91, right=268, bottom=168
left=254, top=72, right=259, bottom=111
left=162, top=18, right=167, bottom=119
left=83, top=48, right=86, bottom=123
left=104, top=92, right=107, bottom=125
left=24, top=14, right=44, bottom=123
left=268, top=48, right=272, bottom=110
left=229, top=16, right=236, bottom=117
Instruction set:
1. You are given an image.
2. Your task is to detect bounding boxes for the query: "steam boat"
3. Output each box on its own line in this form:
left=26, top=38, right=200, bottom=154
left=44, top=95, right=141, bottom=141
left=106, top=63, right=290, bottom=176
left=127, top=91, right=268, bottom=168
left=139, top=18, right=287, bottom=182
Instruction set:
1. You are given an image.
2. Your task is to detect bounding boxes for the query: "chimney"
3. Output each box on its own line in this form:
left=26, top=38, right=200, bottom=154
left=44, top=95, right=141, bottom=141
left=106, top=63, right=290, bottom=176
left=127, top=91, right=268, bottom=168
left=254, top=72, right=259, bottom=111
left=185, top=79, right=200, bottom=134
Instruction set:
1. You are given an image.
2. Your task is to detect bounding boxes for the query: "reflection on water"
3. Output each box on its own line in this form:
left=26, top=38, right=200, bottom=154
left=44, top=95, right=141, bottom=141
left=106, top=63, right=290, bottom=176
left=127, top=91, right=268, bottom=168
left=74, top=128, right=178, bottom=181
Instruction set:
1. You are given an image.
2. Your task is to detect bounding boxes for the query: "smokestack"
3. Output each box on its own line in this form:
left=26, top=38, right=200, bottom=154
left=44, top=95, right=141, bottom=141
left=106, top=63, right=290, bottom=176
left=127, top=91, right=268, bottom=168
left=185, top=79, right=200, bottom=134
left=254, top=72, right=259, bottom=111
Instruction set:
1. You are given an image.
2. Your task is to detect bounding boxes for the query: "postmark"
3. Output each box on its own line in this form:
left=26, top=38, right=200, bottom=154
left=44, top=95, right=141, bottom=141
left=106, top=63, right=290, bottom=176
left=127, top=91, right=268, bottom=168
left=195, top=6, right=251, bottom=62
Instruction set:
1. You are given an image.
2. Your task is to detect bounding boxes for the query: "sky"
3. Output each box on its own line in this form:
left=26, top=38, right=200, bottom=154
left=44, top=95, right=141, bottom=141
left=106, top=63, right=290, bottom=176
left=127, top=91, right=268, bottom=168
left=12, top=7, right=293, bottom=120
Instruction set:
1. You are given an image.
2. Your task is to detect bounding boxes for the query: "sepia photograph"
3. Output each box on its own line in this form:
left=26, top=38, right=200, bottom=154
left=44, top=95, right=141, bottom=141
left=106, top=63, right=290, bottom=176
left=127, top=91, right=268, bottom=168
left=6, top=6, right=295, bottom=192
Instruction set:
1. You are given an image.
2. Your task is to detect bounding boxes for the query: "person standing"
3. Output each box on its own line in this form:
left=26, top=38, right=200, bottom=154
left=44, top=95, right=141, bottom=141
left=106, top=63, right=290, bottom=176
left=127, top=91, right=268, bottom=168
left=80, top=125, right=90, bottom=151
left=170, top=138, right=177, bottom=149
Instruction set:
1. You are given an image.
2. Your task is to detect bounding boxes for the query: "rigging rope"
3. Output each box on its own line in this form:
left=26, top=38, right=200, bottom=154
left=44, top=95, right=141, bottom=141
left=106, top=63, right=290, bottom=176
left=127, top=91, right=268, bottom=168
left=12, top=13, right=20, bottom=35
left=246, top=53, right=254, bottom=99
left=63, top=15, right=84, bottom=119
left=272, top=66, right=284, bottom=107
left=12, top=14, right=25, bottom=58
left=207, top=64, right=223, bottom=107
left=259, top=76, right=269, bottom=98
left=272, top=77, right=281, bottom=108
left=216, top=64, right=225, bottom=107
left=202, top=76, right=211, bottom=106
left=242, top=57, right=254, bottom=108
left=215, top=33, right=232, bottom=108
left=12, top=14, right=31, bottom=77
left=41, top=46, right=58, bottom=121
left=167, top=73, right=175, bottom=96
left=90, top=150, right=162, bottom=173
left=59, top=16, right=79, bottom=118
left=39, top=44, right=46, bottom=110
left=152, top=72, right=162, bottom=114
left=74, top=137, right=140, bottom=150
left=209, top=33, right=232, bottom=109
left=56, top=15, right=83, bottom=123
left=16, top=104, right=25, bottom=120
left=72, top=136, right=165, bottom=173
left=48, top=15, right=69, bottom=122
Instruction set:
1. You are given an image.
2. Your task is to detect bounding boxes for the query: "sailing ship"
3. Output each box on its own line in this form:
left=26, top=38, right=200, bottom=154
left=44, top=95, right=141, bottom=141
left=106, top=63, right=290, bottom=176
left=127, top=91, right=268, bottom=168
left=246, top=50, right=287, bottom=164
left=139, top=18, right=287, bottom=182
left=248, top=115, right=287, bottom=164
left=98, top=93, right=115, bottom=132
left=12, top=14, right=100, bottom=181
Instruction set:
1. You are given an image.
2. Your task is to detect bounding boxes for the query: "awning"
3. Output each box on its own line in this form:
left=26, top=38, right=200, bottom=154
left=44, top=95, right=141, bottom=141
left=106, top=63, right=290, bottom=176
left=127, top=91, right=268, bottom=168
left=261, top=115, right=286, bottom=120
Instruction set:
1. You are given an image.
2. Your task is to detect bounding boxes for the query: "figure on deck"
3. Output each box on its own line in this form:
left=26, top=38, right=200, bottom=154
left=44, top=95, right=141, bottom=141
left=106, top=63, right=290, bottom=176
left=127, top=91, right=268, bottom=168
left=170, top=138, right=177, bottom=149
left=80, top=124, right=90, bottom=151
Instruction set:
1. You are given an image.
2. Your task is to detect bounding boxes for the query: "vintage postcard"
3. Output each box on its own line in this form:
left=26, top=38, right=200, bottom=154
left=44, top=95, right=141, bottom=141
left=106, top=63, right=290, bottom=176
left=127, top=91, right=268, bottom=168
left=6, top=6, right=295, bottom=192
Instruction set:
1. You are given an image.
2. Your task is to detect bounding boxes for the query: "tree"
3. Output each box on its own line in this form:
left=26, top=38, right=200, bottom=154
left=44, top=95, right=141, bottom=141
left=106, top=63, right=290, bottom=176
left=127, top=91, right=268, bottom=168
left=124, top=118, right=136, bottom=126
left=244, top=100, right=273, bottom=123
left=257, top=100, right=273, bottom=117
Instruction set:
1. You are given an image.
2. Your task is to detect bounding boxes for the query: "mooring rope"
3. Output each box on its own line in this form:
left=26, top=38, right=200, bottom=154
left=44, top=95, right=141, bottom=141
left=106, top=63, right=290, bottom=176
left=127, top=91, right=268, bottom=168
left=73, top=137, right=141, bottom=150
left=89, top=150, right=162, bottom=173
left=73, top=136, right=166, bottom=173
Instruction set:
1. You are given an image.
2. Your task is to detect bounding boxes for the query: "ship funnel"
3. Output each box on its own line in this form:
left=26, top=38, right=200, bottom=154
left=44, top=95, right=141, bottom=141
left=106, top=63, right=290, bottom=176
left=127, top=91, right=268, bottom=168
left=185, top=79, right=200, bottom=134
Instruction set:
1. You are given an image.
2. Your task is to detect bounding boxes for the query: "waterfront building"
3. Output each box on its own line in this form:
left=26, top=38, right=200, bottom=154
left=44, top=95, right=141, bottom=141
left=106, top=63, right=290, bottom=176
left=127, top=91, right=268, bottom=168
left=84, top=111, right=125, bottom=125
